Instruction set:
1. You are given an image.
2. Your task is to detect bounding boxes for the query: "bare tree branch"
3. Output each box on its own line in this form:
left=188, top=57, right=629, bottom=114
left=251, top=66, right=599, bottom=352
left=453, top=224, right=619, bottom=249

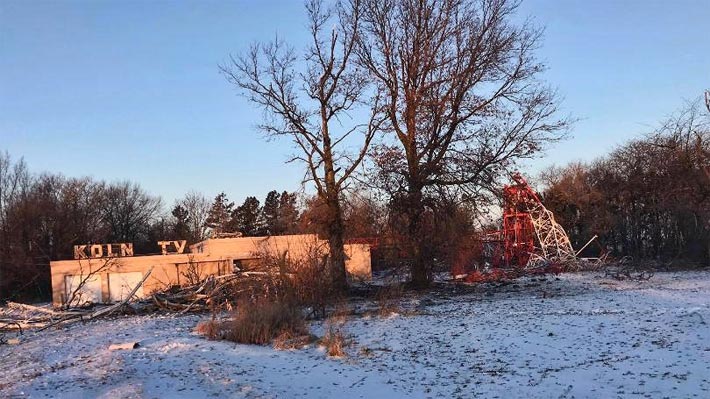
left=221, top=0, right=379, bottom=288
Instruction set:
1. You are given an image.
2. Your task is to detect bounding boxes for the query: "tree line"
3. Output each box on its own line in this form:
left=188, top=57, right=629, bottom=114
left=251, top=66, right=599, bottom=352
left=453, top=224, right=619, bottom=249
left=541, top=101, right=710, bottom=265
left=0, top=146, right=483, bottom=301
left=0, top=152, right=314, bottom=302
left=201, top=191, right=299, bottom=237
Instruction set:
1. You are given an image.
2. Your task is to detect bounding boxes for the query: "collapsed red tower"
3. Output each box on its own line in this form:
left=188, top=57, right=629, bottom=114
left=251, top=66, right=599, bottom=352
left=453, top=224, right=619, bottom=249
left=501, top=173, right=539, bottom=268
left=453, top=173, right=577, bottom=281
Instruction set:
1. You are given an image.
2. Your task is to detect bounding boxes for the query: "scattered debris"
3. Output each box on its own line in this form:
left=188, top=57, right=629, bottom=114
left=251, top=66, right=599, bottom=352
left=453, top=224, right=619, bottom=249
left=0, top=269, right=281, bottom=333
left=458, top=263, right=565, bottom=284
left=108, top=341, right=140, bottom=351
left=603, top=257, right=654, bottom=281
left=604, top=268, right=654, bottom=281
left=1, top=267, right=154, bottom=332
left=149, top=272, right=273, bottom=313
left=452, top=173, right=600, bottom=284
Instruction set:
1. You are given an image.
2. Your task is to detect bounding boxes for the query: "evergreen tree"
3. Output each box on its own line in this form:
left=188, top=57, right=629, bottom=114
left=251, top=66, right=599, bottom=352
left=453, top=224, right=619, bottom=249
left=262, top=190, right=280, bottom=235
left=205, top=192, right=234, bottom=234
left=233, top=196, right=263, bottom=236
left=277, top=191, right=299, bottom=235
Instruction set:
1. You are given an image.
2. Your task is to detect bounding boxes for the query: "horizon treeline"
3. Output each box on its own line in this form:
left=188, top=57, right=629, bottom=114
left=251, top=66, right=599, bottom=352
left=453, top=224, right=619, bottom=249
left=0, top=148, right=478, bottom=302
left=541, top=101, right=710, bottom=266
left=0, top=154, right=372, bottom=301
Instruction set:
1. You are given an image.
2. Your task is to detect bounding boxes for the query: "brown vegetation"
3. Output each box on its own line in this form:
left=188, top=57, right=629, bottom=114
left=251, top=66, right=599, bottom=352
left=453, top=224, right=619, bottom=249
left=542, top=102, right=710, bottom=266
left=251, top=239, right=342, bottom=318
left=321, top=325, right=348, bottom=357
left=197, top=300, right=308, bottom=345
left=376, top=284, right=403, bottom=316
left=320, top=310, right=350, bottom=357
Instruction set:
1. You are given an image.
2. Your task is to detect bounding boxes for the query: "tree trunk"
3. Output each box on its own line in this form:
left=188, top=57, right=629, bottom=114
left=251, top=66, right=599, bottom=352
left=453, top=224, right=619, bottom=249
left=327, top=196, right=347, bottom=290
left=321, top=122, right=348, bottom=290
left=407, top=181, right=430, bottom=288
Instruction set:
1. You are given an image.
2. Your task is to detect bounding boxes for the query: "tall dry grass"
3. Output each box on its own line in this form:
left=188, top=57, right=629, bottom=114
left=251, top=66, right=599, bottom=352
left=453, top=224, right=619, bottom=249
left=376, top=284, right=403, bottom=316
left=196, top=300, right=307, bottom=345
left=195, top=237, right=358, bottom=352
left=319, top=309, right=350, bottom=357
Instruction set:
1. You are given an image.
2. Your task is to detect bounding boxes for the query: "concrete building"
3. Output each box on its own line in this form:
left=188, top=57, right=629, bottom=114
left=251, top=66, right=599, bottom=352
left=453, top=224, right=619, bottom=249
left=49, top=234, right=371, bottom=307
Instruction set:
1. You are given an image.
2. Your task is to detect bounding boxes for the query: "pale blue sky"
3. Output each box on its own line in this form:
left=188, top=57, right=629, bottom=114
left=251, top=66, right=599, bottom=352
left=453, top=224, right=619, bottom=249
left=1, top=0, right=708, bottom=204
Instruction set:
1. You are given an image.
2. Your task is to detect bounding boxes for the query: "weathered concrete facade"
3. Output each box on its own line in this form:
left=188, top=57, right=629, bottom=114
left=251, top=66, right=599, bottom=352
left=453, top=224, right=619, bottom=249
left=50, top=234, right=371, bottom=306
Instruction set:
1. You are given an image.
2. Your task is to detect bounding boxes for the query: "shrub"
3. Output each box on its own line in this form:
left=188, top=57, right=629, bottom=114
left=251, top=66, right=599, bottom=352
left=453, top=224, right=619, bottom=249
left=252, top=238, right=342, bottom=319
left=196, top=238, right=348, bottom=347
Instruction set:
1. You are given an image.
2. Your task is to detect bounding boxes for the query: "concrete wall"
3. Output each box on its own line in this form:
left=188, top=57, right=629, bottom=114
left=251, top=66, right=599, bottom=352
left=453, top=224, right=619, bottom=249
left=344, top=243, right=372, bottom=282
left=190, top=234, right=372, bottom=280
left=190, top=234, right=323, bottom=260
left=50, top=254, right=229, bottom=306
left=50, top=234, right=372, bottom=306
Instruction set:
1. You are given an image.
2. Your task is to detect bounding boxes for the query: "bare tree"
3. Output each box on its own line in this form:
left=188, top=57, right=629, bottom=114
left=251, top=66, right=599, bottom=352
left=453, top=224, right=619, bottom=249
left=357, top=0, right=569, bottom=286
left=0, top=152, right=33, bottom=300
left=178, top=191, right=211, bottom=243
left=0, top=155, right=168, bottom=302
left=0, top=151, right=31, bottom=228
left=63, top=258, right=117, bottom=309
left=221, top=0, right=384, bottom=288
left=100, top=181, right=162, bottom=244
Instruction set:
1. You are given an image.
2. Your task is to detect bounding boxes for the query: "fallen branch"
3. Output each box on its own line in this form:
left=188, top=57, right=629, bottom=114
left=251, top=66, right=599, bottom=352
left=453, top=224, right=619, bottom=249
left=37, top=267, right=154, bottom=332
left=7, top=302, right=59, bottom=315
left=91, top=266, right=154, bottom=319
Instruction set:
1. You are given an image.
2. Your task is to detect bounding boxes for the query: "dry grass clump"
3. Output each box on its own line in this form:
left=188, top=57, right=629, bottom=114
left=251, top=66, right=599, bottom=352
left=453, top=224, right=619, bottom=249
left=321, top=325, right=348, bottom=357
left=319, top=311, right=351, bottom=357
left=272, top=330, right=316, bottom=350
left=194, top=317, right=220, bottom=337
left=224, top=301, right=307, bottom=344
left=196, top=300, right=308, bottom=345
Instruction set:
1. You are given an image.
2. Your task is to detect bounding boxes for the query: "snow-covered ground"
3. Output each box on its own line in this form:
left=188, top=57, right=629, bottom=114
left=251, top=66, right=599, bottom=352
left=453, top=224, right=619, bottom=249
left=1, top=271, right=709, bottom=398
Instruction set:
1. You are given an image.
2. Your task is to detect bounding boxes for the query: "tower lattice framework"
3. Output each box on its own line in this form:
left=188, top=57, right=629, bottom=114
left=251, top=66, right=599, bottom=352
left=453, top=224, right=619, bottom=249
left=505, top=173, right=576, bottom=268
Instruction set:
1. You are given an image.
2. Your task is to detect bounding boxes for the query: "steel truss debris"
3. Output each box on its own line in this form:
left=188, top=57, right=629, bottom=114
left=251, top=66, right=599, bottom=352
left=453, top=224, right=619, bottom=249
left=496, top=173, right=578, bottom=270
left=455, top=173, right=593, bottom=282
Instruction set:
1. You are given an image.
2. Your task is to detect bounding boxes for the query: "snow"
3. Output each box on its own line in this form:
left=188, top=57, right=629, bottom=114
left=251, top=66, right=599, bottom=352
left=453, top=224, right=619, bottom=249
left=2, top=271, right=710, bottom=398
